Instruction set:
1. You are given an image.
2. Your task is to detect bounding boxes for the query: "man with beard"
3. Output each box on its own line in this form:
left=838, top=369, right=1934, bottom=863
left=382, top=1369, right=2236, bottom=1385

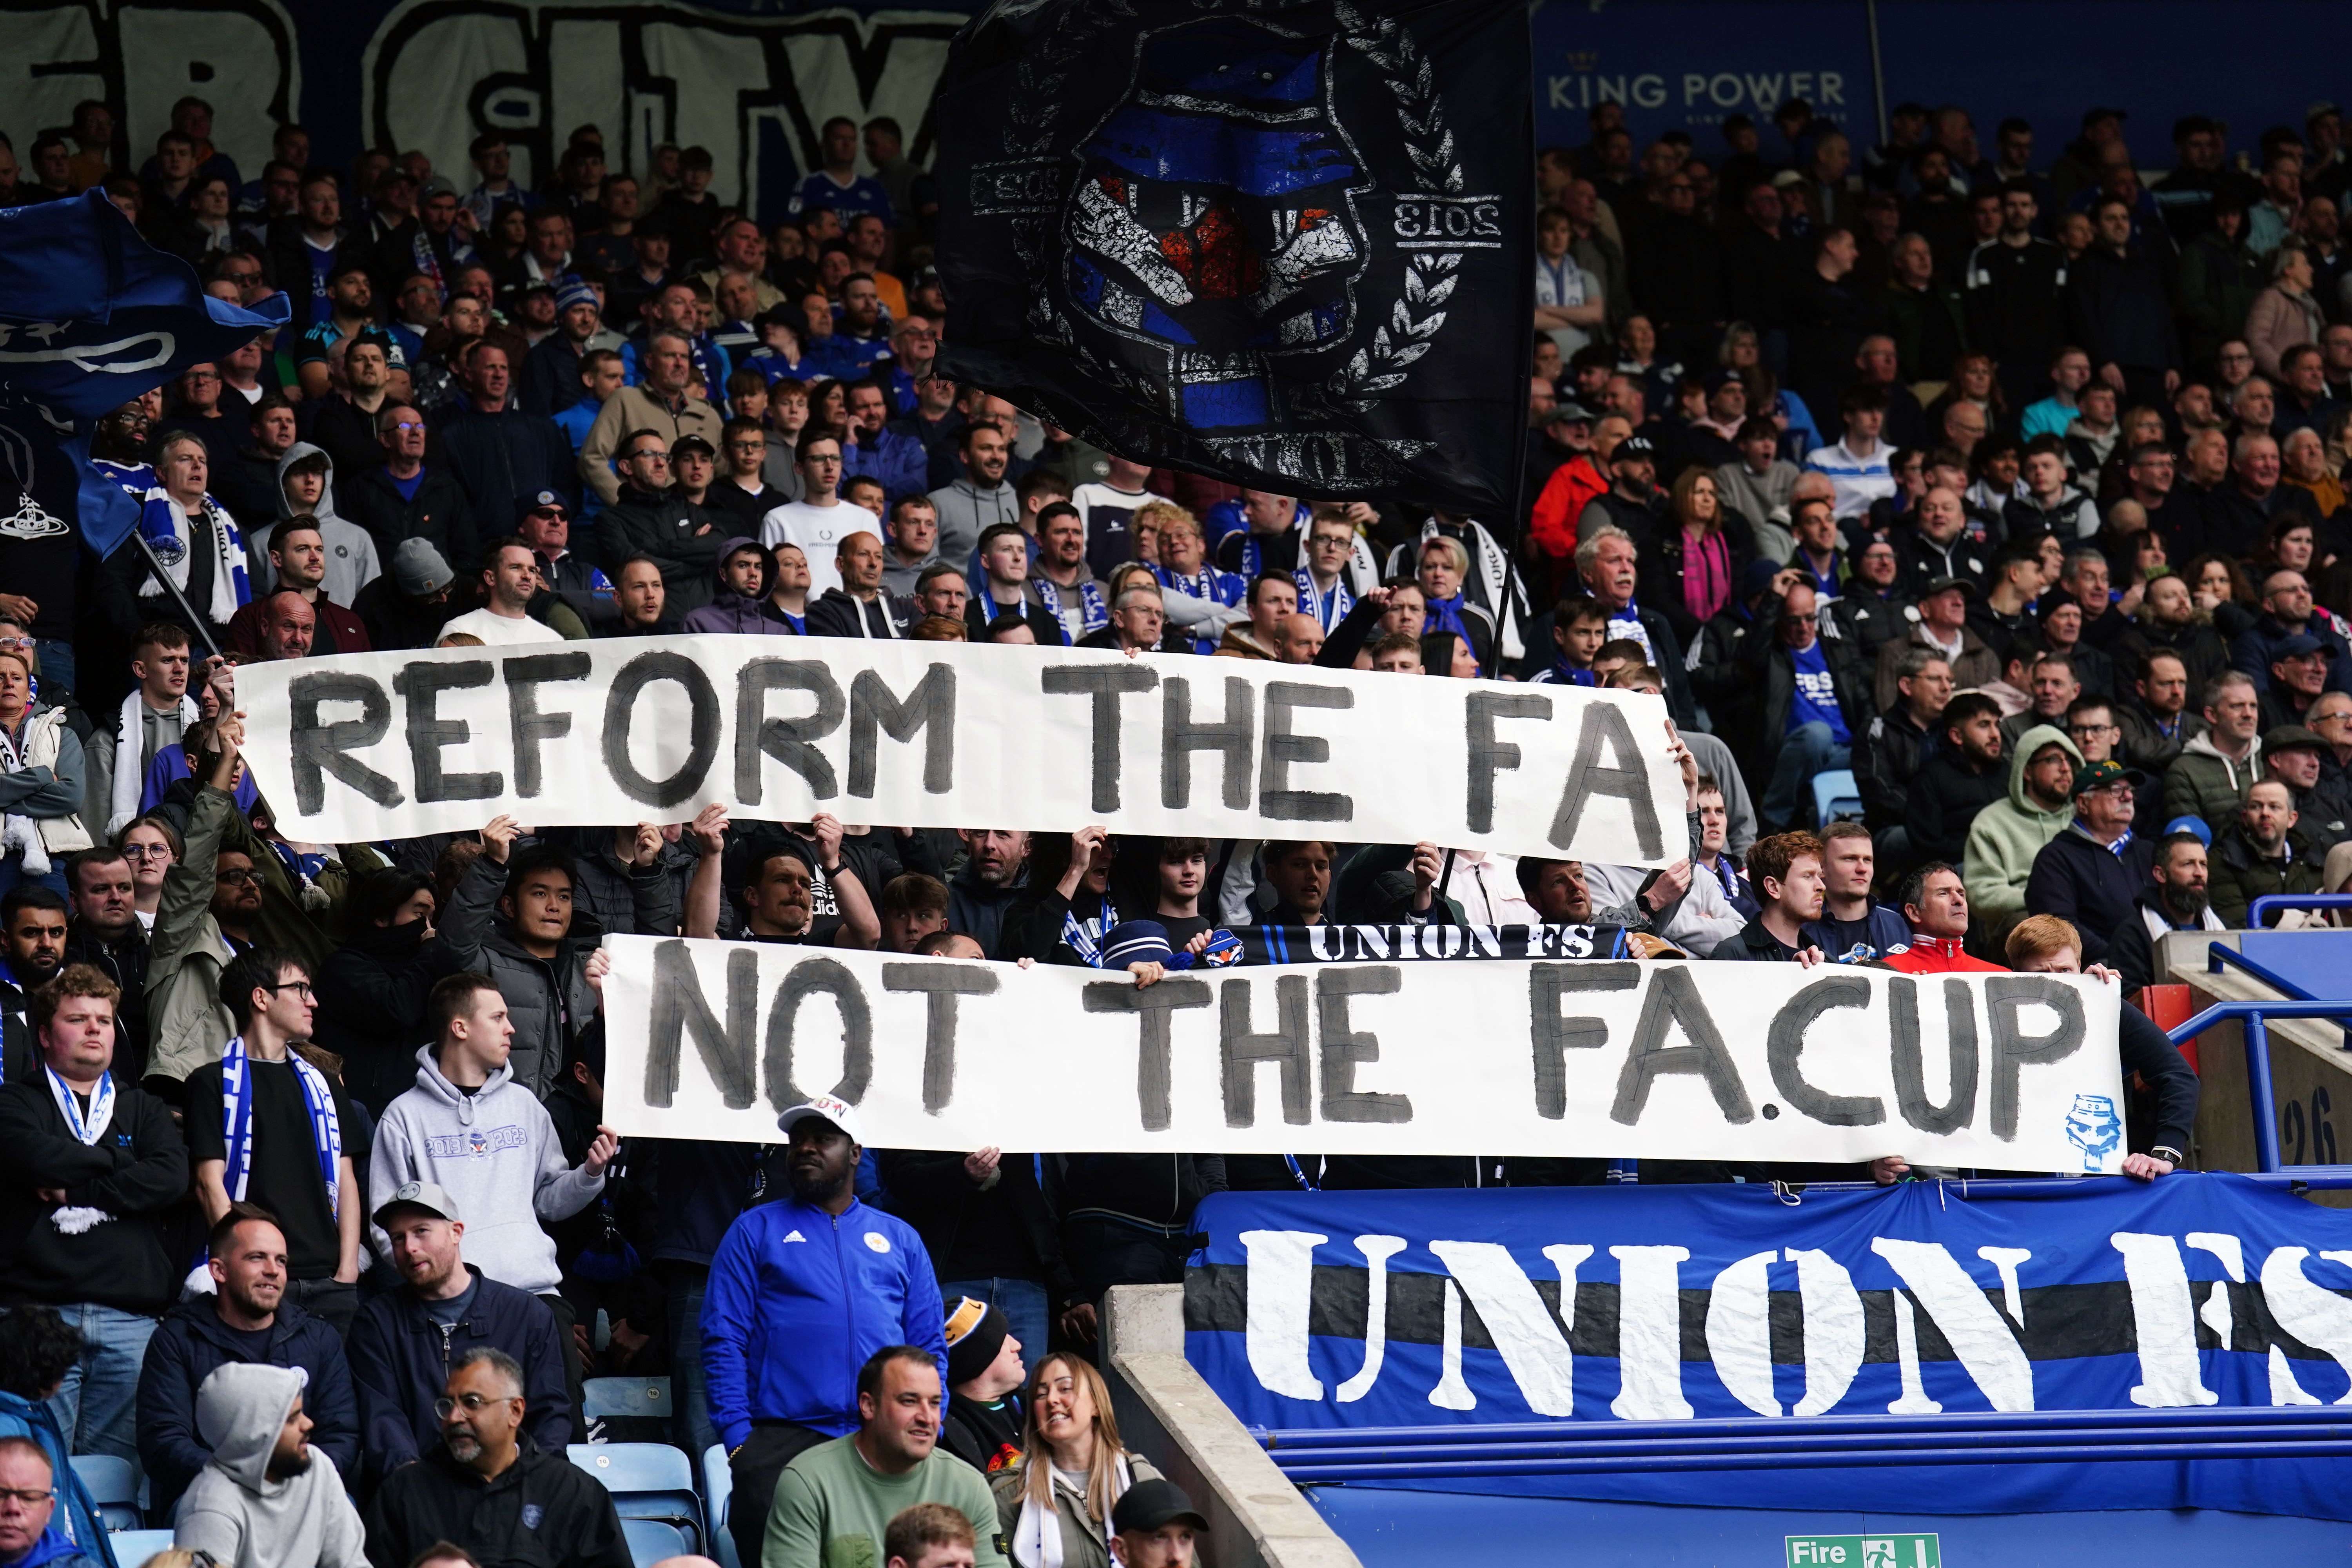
left=699, top=820, right=880, bottom=950
left=2109, top=829, right=2227, bottom=993
left=947, top=830, right=1029, bottom=956
left=702, top=1096, right=947, bottom=1568
left=363, top=1349, right=626, bottom=1568
left=137, top=1206, right=361, bottom=1522
left=172, top=1362, right=366, bottom=1568
left=0, top=887, right=67, bottom=1083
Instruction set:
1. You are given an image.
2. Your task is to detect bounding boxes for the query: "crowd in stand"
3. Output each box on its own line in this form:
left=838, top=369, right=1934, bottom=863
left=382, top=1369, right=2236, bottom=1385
left=26, top=74, right=2352, bottom=1568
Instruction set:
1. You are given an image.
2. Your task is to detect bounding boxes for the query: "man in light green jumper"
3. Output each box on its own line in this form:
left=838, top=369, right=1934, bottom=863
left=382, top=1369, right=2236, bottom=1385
left=766, top=1345, right=1009, bottom=1568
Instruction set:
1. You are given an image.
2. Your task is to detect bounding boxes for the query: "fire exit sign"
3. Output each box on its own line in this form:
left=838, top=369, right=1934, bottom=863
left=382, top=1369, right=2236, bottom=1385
left=1786, top=1535, right=1941, bottom=1568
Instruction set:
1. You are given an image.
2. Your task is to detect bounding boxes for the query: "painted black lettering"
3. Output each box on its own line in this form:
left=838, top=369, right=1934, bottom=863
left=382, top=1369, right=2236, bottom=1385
left=1986, top=976, right=2085, bottom=1140
left=1889, top=977, right=1979, bottom=1135
left=503, top=652, right=591, bottom=799
left=849, top=664, right=956, bottom=797
left=1549, top=702, right=1664, bottom=860
left=883, top=961, right=1000, bottom=1114
left=644, top=939, right=758, bottom=1109
left=1259, top=681, right=1353, bottom=822
left=1160, top=676, right=1254, bottom=809
left=288, top=671, right=400, bottom=812
left=1042, top=663, right=1158, bottom=812
left=602, top=651, right=721, bottom=808
left=1529, top=961, right=1639, bottom=1119
left=1610, top=966, right=1753, bottom=1125
left=1219, top=974, right=1312, bottom=1127
left=392, top=660, right=501, bottom=802
left=1083, top=978, right=1212, bottom=1131
left=1316, top=967, right=1410, bottom=1123
left=762, top=955, right=873, bottom=1110
left=1465, top=690, right=1550, bottom=835
left=736, top=659, right=845, bottom=802
left=1766, top=976, right=1887, bottom=1127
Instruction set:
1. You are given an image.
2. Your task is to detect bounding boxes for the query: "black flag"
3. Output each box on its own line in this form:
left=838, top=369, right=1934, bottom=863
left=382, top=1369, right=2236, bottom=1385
left=932, top=0, right=1533, bottom=517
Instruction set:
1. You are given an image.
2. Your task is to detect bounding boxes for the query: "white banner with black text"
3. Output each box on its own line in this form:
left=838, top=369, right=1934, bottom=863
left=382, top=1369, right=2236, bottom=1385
left=232, top=638, right=1686, bottom=862
left=597, top=934, right=2127, bottom=1170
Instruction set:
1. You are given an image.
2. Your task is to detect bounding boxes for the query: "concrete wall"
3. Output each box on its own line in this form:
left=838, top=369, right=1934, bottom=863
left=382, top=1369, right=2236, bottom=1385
left=1100, top=1285, right=1361, bottom=1568
left=2178, top=933, right=2352, bottom=1208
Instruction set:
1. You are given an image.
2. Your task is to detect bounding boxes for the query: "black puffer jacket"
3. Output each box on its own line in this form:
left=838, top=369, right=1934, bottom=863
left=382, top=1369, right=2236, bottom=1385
left=593, top=481, right=725, bottom=614
left=315, top=916, right=448, bottom=1115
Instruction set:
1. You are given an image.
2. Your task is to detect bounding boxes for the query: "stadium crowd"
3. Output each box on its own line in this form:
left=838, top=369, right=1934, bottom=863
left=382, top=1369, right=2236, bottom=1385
left=24, top=72, right=2352, bottom=1568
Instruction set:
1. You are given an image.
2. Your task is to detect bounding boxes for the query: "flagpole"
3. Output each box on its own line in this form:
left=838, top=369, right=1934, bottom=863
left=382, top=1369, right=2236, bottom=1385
left=126, top=531, right=224, bottom=661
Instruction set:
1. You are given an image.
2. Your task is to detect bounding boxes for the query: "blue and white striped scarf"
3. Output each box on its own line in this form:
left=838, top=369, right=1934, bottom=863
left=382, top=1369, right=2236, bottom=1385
left=219, top=1034, right=342, bottom=1211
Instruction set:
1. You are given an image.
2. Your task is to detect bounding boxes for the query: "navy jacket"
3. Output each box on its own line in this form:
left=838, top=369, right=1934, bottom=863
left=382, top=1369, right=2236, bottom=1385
left=345, top=1266, right=572, bottom=1484
left=136, top=1295, right=363, bottom=1519
left=2024, top=824, right=2155, bottom=965
left=1802, top=905, right=1915, bottom=964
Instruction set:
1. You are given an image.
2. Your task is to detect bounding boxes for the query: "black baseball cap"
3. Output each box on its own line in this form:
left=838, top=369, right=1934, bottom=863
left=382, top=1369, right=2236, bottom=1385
left=1613, top=434, right=1655, bottom=461
left=1111, top=1478, right=1209, bottom=1536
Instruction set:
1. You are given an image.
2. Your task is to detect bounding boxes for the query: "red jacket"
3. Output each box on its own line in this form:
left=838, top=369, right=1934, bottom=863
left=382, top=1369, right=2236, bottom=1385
left=1880, top=934, right=2007, bottom=973
left=1529, top=452, right=1608, bottom=562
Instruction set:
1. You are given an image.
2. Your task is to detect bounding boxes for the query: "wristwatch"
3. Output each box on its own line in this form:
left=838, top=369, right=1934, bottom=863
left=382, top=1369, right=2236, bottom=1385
left=2149, top=1146, right=2184, bottom=1166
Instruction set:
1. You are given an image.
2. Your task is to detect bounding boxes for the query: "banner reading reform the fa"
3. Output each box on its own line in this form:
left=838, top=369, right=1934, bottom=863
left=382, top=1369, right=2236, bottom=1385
left=234, top=637, right=1685, bottom=863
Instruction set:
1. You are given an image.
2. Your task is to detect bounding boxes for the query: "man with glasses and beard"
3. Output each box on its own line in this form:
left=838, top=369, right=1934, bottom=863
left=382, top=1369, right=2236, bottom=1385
left=363, top=1348, right=626, bottom=1568
left=702, top=1096, right=946, bottom=1568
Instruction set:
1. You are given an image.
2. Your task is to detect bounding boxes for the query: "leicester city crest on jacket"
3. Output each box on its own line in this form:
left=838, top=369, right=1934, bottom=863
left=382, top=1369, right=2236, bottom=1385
left=935, top=0, right=1532, bottom=517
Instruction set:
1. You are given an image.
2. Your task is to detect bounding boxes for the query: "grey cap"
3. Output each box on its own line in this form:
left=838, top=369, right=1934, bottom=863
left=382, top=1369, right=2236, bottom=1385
left=391, top=536, right=455, bottom=597
left=372, top=1180, right=461, bottom=1227
left=421, top=174, right=461, bottom=201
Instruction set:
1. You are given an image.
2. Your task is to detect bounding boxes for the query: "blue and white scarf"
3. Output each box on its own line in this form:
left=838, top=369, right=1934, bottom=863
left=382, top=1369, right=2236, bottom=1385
left=1295, top=567, right=1353, bottom=632
left=1033, top=575, right=1109, bottom=644
left=1603, top=598, right=1658, bottom=664
left=219, top=1034, right=342, bottom=1211
left=46, top=1067, right=116, bottom=1234
left=134, top=489, right=249, bottom=627
left=1063, top=895, right=1118, bottom=967
left=1154, top=564, right=1246, bottom=653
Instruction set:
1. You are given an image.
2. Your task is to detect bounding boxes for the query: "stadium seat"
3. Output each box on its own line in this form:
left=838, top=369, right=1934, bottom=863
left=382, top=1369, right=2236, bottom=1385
left=621, top=1517, right=690, bottom=1568
left=110, top=1528, right=176, bottom=1564
left=571, top=1443, right=703, bottom=1552
left=583, top=1377, right=674, bottom=1422
left=69, top=1455, right=140, bottom=1534
left=1812, top=769, right=1863, bottom=826
left=703, top=1443, right=740, bottom=1568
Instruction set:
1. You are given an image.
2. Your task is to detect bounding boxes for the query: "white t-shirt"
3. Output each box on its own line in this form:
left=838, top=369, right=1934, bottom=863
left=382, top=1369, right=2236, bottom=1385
left=762, top=500, right=871, bottom=599
left=438, top=608, right=563, bottom=646
left=1069, top=481, right=1169, bottom=575
left=1534, top=253, right=1601, bottom=358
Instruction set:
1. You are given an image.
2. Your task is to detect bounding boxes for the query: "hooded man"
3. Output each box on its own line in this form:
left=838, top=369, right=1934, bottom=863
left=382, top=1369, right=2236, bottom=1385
left=173, top=1363, right=365, bottom=1568
left=249, top=443, right=380, bottom=610
left=1963, top=722, right=2086, bottom=940
left=682, top=537, right=796, bottom=635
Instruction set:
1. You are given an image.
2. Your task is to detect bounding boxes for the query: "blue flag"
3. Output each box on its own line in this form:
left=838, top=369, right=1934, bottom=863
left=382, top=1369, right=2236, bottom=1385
left=0, top=191, right=289, bottom=421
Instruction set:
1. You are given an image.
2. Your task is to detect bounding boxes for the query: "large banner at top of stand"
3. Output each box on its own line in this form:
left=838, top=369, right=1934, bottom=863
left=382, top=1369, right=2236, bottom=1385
left=234, top=638, right=1684, bottom=860
left=1187, top=1176, right=2352, bottom=1521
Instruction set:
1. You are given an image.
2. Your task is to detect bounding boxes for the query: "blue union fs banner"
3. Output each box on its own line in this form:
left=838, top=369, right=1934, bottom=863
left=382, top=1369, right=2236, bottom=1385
left=932, top=0, right=1534, bottom=517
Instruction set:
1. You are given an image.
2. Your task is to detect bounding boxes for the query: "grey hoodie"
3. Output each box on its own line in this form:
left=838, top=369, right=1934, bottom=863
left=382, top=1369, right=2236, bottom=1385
left=368, top=1047, right=605, bottom=1294
left=250, top=442, right=383, bottom=607
left=175, top=1363, right=366, bottom=1568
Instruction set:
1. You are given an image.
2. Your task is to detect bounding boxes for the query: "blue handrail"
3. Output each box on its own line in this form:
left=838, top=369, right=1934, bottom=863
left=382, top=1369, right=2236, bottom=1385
left=2247, top=893, right=2352, bottom=927
left=2169, top=990, right=2352, bottom=1172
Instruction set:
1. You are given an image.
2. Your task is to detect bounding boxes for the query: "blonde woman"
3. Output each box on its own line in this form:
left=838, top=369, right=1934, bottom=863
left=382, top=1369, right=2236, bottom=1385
left=993, top=1354, right=1161, bottom=1568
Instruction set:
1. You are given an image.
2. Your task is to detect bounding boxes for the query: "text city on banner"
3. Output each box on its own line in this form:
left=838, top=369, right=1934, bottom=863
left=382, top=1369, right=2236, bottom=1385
left=597, top=934, right=2123, bottom=1171
left=233, top=637, right=1686, bottom=864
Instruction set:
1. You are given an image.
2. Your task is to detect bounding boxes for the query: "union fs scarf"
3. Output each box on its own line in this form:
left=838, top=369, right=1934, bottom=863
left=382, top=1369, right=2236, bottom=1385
left=45, top=1066, right=116, bottom=1234
left=1032, top=575, right=1109, bottom=644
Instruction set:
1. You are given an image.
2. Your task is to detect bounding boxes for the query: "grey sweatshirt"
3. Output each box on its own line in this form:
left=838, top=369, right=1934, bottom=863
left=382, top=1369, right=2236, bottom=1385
left=176, top=1363, right=366, bottom=1568
left=368, top=1047, right=604, bottom=1294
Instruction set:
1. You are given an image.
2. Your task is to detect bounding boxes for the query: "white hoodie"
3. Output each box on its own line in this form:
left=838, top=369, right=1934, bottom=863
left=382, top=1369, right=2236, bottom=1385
left=369, top=1045, right=604, bottom=1294
left=176, top=1363, right=365, bottom=1568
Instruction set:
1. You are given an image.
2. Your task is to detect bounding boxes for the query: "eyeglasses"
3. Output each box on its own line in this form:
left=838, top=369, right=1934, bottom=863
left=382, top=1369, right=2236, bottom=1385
left=120, top=845, right=174, bottom=861
left=2067, top=722, right=2119, bottom=736
left=262, top=980, right=315, bottom=999
left=626, top=450, right=670, bottom=464
left=0, top=636, right=33, bottom=651
left=215, top=867, right=265, bottom=886
left=184, top=371, right=221, bottom=383
left=435, top=1394, right=521, bottom=1419
left=0, top=1488, right=51, bottom=1508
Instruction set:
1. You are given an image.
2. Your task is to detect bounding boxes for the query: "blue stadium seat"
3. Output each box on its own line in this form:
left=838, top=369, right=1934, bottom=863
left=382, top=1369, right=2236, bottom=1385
left=621, top=1517, right=689, bottom=1568
left=583, top=1377, right=674, bottom=1422
left=702, top=1443, right=740, bottom=1568
left=69, top=1455, right=140, bottom=1534
left=571, top=1443, right=703, bottom=1552
left=1812, top=768, right=1863, bottom=827
left=110, top=1528, right=177, bottom=1564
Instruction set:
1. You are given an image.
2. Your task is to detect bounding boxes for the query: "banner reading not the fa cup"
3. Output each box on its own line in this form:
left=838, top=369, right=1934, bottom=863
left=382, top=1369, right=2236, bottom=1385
left=933, top=0, right=1534, bottom=517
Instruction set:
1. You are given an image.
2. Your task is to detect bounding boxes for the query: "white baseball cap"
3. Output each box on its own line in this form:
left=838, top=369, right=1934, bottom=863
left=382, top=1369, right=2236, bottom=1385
left=777, top=1093, right=866, bottom=1146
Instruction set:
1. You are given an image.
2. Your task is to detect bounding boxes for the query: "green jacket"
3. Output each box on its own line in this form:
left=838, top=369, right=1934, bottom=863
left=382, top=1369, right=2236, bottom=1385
left=1962, top=723, right=2083, bottom=938
left=2160, top=730, right=2264, bottom=838
left=991, top=1454, right=1162, bottom=1568
left=2207, top=820, right=2327, bottom=927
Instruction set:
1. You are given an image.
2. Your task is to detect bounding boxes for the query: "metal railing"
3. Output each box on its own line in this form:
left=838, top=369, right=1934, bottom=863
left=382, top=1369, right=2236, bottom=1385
left=2246, top=893, right=2352, bottom=927
left=1254, top=1407, right=2352, bottom=1481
